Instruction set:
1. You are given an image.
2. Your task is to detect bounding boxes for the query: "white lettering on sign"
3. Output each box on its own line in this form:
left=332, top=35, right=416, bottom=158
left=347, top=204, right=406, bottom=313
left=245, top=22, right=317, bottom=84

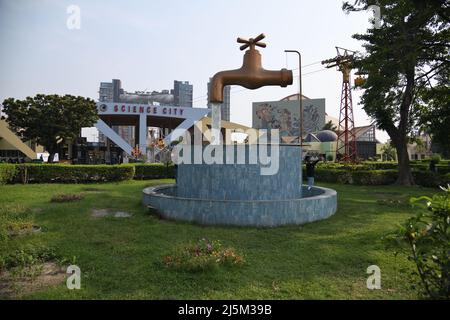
left=104, top=104, right=185, bottom=117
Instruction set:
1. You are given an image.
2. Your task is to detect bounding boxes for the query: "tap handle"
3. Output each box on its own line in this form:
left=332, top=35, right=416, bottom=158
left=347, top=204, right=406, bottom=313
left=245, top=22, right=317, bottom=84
left=237, top=33, right=266, bottom=51
left=253, top=33, right=265, bottom=43
left=239, top=43, right=250, bottom=51
left=237, top=37, right=248, bottom=44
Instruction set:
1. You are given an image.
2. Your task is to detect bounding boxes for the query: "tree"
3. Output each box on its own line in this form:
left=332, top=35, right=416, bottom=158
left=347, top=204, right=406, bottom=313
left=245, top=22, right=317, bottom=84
left=343, top=0, right=449, bottom=185
left=322, top=120, right=338, bottom=132
left=1, top=94, right=98, bottom=162
left=418, top=71, right=450, bottom=154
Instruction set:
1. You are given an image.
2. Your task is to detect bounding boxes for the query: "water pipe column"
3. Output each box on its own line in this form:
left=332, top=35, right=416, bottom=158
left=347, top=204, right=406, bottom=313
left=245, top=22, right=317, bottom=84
left=211, top=103, right=221, bottom=145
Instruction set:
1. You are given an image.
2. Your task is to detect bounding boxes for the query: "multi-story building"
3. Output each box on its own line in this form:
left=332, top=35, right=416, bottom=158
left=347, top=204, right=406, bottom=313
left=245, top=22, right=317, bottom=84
left=407, top=133, right=433, bottom=160
left=173, top=80, right=193, bottom=108
left=99, top=79, right=123, bottom=103
left=207, top=78, right=231, bottom=121
left=98, top=79, right=194, bottom=147
left=98, top=79, right=133, bottom=147
left=119, top=90, right=173, bottom=105
left=98, top=82, right=113, bottom=102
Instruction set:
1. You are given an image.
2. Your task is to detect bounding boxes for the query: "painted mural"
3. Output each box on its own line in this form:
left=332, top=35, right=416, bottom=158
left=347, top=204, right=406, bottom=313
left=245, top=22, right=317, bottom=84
left=252, top=99, right=326, bottom=142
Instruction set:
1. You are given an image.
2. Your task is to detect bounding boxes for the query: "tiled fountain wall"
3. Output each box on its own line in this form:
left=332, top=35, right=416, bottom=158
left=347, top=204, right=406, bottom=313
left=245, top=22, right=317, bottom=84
left=142, top=145, right=337, bottom=227
left=176, top=145, right=302, bottom=200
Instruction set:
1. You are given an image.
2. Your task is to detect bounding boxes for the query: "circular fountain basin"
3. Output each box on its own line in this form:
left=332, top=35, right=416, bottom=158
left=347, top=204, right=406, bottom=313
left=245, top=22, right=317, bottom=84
left=143, top=184, right=337, bottom=227
left=142, top=145, right=337, bottom=227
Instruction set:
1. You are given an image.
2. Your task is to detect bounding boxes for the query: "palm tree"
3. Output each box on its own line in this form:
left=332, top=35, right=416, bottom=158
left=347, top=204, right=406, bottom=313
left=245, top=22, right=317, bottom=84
left=322, top=120, right=337, bottom=132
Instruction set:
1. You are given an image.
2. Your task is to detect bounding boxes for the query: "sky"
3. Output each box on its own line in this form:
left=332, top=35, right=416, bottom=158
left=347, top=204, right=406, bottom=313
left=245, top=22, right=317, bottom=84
left=0, top=0, right=389, bottom=142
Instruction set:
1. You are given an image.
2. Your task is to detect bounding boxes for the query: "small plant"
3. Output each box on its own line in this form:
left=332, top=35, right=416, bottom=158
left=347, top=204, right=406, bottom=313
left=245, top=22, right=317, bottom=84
left=0, top=205, right=35, bottom=241
left=0, top=245, right=58, bottom=272
left=50, top=193, right=84, bottom=203
left=162, top=238, right=244, bottom=272
left=385, top=184, right=450, bottom=299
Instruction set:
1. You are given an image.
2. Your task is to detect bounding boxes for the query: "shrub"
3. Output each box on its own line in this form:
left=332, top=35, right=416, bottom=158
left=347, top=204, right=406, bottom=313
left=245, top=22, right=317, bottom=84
left=306, top=165, right=448, bottom=188
left=0, top=245, right=57, bottom=271
left=13, top=164, right=135, bottom=183
left=435, top=165, right=450, bottom=175
left=162, top=238, right=244, bottom=272
left=431, top=154, right=442, bottom=164
left=412, top=171, right=450, bottom=188
left=309, top=168, right=398, bottom=185
left=317, top=161, right=400, bottom=171
left=351, top=169, right=398, bottom=185
left=0, top=164, right=17, bottom=184
left=407, top=163, right=450, bottom=175
left=1, top=163, right=178, bottom=184
left=363, top=162, right=398, bottom=170
left=385, top=185, right=450, bottom=299
left=134, top=163, right=175, bottom=180
left=309, top=168, right=351, bottom=184
left=318, top=161, right=450, bottom=173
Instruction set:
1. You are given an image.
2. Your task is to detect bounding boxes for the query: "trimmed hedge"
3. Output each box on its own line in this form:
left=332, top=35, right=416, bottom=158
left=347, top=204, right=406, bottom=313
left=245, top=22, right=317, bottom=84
left=412, top=171, right=450, bottom=188
left=134, top=163, right=175, bottom=180
left=1, top=162, right=448, bottom=187
left=0, top=164, right=17, bottom=185
left=317, top=161, right=450, bottom=174
left=308, top=168, right=398, bottom=185
left=12, top=164, right=135, bottom=184
left=0, top=163, right=175, bottom=184
left=304, top=167, right=450, bottom=188
left=356, top=162, right=398, bottom=170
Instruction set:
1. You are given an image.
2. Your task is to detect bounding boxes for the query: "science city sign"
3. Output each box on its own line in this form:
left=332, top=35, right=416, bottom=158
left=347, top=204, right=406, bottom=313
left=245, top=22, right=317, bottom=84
left=98, top=102, right=190, bottom=118
left=95, top=102, right=210, bottom=156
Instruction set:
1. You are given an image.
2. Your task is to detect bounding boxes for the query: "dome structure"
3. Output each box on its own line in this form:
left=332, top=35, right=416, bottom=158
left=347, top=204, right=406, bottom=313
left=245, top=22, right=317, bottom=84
left=304, top=133, right=320, bottom=143
left=315, top=130, right=338, bottom=142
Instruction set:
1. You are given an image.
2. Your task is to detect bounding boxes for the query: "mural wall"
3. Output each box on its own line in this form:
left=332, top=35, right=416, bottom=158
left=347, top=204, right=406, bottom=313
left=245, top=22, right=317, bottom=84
left=252, top=99, right=326, bottom=142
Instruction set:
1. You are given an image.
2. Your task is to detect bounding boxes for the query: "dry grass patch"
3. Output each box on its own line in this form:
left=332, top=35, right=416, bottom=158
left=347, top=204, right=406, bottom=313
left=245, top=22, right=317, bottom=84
left=91, top=208, right=132, bottom=218
left=0, top=262, right=66, bottom=298
left=50, top=193, right=85, bottom=203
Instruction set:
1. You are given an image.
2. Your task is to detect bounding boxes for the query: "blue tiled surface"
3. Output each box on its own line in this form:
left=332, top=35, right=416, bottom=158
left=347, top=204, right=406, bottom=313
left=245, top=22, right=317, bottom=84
left=143, top=185, right=337, bottom=227
left=177, top=145, right=302, bottom=200
left=143, top=145, right=337, bottom=227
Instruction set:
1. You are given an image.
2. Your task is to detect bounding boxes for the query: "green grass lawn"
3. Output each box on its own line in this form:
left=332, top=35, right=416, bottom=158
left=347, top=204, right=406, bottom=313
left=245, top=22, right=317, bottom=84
left=0, top=180, right=436, bottom=299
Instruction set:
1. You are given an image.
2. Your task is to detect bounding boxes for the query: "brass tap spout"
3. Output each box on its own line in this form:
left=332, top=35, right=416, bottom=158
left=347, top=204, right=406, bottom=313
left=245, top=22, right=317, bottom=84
left=209, top=34, right=293, bottom=103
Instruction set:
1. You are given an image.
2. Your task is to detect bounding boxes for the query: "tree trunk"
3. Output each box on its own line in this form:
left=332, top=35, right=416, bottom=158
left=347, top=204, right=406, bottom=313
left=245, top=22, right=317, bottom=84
left=395, top=139, right=415, bottom=186
left=392, top=65, right=415, bottom=186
